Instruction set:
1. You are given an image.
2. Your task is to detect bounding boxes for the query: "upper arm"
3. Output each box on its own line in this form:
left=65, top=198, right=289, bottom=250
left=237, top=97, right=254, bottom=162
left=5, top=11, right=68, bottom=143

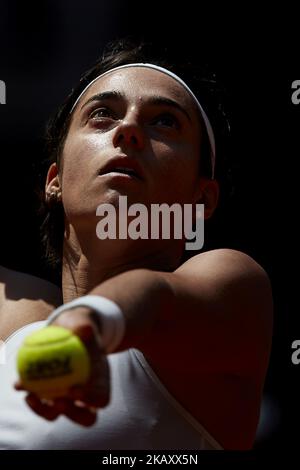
left=148, top=249, right=273, bottom=380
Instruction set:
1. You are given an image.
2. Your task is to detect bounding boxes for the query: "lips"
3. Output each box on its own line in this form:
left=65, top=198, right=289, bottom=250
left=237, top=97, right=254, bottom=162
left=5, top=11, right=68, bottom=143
left=98, top=156, right=144, bottom=180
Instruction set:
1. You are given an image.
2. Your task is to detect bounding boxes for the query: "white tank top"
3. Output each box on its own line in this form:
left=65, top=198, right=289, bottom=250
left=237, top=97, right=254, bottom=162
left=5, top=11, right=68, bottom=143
left=0, top=322, right=222, bottom=450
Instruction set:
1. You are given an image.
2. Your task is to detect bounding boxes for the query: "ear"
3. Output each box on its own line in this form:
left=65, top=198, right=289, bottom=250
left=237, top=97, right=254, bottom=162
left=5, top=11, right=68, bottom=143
left=45, top=163, right=61, bottom=194
left=193, top=177, right=219, bottom=219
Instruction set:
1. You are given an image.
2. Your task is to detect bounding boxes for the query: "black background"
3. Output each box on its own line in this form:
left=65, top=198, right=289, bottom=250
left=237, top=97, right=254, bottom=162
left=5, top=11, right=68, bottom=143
left=0, top=0, right=299, bottom=454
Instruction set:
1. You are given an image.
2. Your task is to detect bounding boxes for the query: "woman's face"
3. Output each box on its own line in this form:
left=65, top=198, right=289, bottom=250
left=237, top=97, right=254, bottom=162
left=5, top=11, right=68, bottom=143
left=59, top=67, right=205, bottom=223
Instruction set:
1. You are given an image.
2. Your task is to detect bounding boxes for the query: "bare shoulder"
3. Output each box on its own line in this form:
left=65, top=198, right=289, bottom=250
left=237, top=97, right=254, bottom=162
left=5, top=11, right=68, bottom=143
left=177, top=249, right=272, bottom=309
left=174, top=248, right=273, bottom=377
left=0, top=265, right=62, bottom=341
left=178, top=248, right=271, bottom=282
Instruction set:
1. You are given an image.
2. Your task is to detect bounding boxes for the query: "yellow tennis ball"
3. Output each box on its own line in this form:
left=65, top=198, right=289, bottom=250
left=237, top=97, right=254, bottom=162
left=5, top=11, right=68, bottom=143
left=17, top=326, right=90, bottom=399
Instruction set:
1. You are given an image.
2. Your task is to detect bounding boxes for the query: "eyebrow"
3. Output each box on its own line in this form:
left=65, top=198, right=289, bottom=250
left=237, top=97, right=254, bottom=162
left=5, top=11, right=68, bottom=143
left=80, top=90, right=192, bottom=122
left=146, top=95, right=192, bottom=122
left=80, top=91, right=123, bottom=110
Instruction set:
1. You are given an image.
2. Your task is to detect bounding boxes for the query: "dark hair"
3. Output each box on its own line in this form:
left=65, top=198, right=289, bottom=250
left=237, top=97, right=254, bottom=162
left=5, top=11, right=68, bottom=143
left=40, top=38, right=232, bottom=274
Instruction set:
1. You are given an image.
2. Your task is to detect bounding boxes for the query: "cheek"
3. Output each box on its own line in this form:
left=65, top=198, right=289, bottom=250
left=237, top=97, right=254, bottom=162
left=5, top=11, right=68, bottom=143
left=59, top=136, right=95, bottom=212
left=58, top=131, right=117, bottom=217
left=61, top=133, right=107, bottom=183
left=152, top=141, right=200, bottom=199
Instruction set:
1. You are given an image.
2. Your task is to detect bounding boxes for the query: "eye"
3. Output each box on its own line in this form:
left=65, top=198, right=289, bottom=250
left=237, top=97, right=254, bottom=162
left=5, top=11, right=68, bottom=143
left=89, top=107, right=115, bottom=121
left=151, top=113, right=179, bottom=128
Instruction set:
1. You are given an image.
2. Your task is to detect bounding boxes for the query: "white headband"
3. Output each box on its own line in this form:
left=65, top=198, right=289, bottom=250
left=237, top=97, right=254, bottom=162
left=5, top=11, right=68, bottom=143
left=70, top=63, right=216, bottom=179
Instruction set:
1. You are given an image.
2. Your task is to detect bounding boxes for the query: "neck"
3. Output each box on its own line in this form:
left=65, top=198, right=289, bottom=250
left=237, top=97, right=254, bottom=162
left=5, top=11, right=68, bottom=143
left=62, top=236, right=183, bottom=303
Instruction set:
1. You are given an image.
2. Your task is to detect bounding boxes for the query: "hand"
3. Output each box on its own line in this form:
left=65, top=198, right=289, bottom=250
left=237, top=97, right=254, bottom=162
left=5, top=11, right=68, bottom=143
left=15, top=307, right=110, bottom=426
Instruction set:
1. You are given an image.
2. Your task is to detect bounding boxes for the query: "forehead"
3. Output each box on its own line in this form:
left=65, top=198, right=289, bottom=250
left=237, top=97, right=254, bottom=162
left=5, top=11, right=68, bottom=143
left=76, top=67, right=198, bottom=113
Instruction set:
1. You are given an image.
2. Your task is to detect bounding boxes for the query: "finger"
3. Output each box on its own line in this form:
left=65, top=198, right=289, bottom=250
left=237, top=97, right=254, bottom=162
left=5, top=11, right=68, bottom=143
left=69, top=352, right=110, bottom=408
left=14, top=381, right=25, bottom=391
left=52, top=397, right=73, bottom=414
left=69, top=331, right=110, bottom=407
left=62, top=401, right=97, bottom=427
left=25, top=393, right=61, bottom=421
left=69, top=384, right=109, bottom=408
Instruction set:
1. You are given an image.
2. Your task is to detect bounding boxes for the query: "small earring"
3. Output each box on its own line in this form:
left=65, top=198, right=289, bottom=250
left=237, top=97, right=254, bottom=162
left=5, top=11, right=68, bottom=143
left=46, top=190, right=61, bottom=205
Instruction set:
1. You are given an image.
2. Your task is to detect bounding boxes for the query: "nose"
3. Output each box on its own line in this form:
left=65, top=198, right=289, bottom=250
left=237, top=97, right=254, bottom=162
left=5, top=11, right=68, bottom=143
left=112, top=111, right=145, bottom=151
